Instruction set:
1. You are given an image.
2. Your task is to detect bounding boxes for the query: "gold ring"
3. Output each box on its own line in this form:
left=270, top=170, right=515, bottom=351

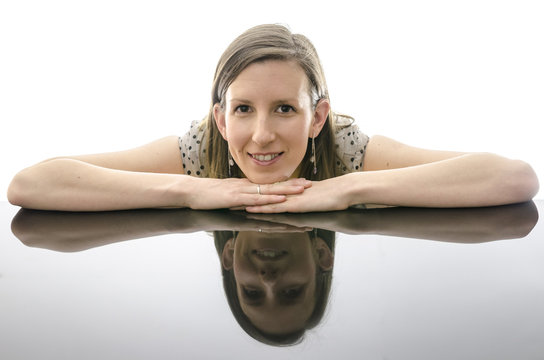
left=257, top=184, right=261, bottom=195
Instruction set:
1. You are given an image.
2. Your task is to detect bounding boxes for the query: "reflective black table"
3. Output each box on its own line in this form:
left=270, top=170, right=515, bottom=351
left=1, top=201, right=542, bottom=359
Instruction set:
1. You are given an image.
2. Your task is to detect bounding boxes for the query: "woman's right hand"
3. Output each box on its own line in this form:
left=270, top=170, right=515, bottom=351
left=182, top=177, right=312, bottom=210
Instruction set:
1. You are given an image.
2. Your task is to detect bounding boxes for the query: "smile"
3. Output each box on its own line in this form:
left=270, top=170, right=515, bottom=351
left=250, top=152, right=283, bottom=162
left=252, top=249, right=288, bottom=260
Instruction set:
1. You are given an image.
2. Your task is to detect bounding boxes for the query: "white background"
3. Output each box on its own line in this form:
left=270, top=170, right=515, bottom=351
left=1, top=0, right=542, bottom=201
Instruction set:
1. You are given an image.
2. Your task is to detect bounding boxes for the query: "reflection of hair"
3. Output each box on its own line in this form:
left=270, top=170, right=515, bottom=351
left=204, top=24, right=344, bottom=181
left=213, top=229, right=335, bottom=346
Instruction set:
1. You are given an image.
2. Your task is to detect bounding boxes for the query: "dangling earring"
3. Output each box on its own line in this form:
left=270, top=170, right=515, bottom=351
left=310, top=135, right=317, bottom=175
left=228, top=149, right=234, bottom=177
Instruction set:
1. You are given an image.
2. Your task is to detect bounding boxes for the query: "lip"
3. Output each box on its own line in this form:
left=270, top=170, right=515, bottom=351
left=248, top=152, right=284, bottom=166
left=252, top=248, right=288, bottom=261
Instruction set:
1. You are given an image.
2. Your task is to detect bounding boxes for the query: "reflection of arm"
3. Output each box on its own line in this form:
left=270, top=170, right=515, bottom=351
left=246, top=202, right=539, bottom=243
left=11, top=208, right=207, bottom=252
left=363, top=203, right=538, bottom=243
left=10, top=208, right=307, bottom=252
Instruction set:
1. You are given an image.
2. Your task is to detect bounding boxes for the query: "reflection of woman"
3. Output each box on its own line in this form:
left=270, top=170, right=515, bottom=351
left=214, top=229, right=334, bottom=346
left=7, top=24, right=539, bottom=212
left=11, top=203, right=538, bottom=345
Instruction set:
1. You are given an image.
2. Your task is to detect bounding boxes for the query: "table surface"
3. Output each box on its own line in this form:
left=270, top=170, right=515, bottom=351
left=1, top=201, right=542, bottom=360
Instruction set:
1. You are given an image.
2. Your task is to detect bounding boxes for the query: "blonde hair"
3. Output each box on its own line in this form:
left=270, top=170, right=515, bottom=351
left=204, top=24, right=343, bottom=180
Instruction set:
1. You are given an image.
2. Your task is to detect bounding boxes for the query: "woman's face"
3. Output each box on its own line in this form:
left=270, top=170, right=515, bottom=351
left=223, top=231, right=322, bottom=335
left=214, top=60, right=329, bottom=184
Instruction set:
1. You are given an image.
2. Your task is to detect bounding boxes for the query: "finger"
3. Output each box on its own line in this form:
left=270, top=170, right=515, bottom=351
left=254, top=227, right=313, bottom=233
left=245, top=213, right=292, bottom=222
left=245, top=213, right=314, bottom=229
left=232, top=194, right=287, bottom=208
left=259, top=180, right=312, bottom=196
left=245, top=203, right=289, bottom=213
left=240, top=224, right=312, bottom=233
left=260, top=184, right=305, bottom=196
left=283, top=178, right=313, bottom=188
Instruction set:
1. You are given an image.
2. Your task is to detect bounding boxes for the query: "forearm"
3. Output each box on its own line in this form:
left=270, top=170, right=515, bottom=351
left=347, top=153, right=539, bottom=207
left=7, top=158, right=191, bottom=211
left=11, top=208, right=234, bottom=251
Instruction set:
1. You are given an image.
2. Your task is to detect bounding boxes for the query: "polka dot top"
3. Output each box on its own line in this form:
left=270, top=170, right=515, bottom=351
left=178, top=114, right=369, bottom=177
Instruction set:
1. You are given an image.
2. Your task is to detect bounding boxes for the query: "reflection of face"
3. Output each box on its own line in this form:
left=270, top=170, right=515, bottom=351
left=216, top=60, right=315, bottom=184
left=228, top=231, right=318, bottom=335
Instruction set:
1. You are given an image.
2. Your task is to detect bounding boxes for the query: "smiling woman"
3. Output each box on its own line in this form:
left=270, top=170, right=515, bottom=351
left=6, top=24, right=539, bottom=212
left=214, top=60, right=329, bottom=184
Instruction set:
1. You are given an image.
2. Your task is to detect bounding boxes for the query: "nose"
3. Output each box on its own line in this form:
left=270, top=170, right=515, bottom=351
left=252, top=115, right=276, bottom=146
left=259, top=267, right=279, bottom=284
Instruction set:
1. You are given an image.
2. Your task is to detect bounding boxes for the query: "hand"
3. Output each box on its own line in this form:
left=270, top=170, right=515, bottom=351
left=247, top=201, right=539, bottom=241
left=184, top=177, right=312, bottom=210
left=244, top=177, right=351, bottom=213
left=244, top=211, right=362, bottom=233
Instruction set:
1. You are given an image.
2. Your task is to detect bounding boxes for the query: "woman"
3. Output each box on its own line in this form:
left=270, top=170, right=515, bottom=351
left=7, top=24, right=539, bottom=212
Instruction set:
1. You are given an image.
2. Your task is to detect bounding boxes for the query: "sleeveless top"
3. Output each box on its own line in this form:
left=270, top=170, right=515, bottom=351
left=178, top=115, right=369, bottom=177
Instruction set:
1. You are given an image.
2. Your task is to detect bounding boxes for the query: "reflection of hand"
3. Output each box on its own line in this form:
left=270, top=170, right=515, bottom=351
left=184, top=177, right=312, bottom=210
left=245, top=211, right=359, bottom=233
left=246, top=201, right=539, bottom=243
left=10, top=207, right=312, bottom=252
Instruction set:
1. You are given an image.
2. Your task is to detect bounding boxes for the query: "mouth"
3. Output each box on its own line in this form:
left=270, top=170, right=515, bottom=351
left=252, top=248, right=288, bottom=260
left=249, top=152, right=284, bottom=164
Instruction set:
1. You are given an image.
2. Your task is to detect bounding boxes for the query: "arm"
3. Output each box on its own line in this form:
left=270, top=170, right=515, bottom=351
left=245, top=201, right=538, bottom=242
left=246, top=135, right=539, bottom=212
left=11, top=208, right=310, bottom=252
left=355, top=135, right=539, bottom=207
left=7, top=136, right=189, bottom=211
left=7, top=136, right=307, bottom=211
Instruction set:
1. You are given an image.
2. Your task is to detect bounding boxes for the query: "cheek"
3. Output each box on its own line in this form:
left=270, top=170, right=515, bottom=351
left=232, top=257, right=256, bottom=285
left=289, top=121, right=312, bottom=150
left=225, top=120, right=248, bottom=149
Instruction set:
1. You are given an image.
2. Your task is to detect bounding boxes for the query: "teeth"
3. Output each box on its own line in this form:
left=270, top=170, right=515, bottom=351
left=254, top=249, right=285, bottom=258
left=252, top=153, right=280, bottom=161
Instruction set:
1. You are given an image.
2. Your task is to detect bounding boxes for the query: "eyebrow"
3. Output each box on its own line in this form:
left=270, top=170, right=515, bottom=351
left=229, top=98, right=253, bottom=104
left=228, top=98, right=301, bottom=105
left=239, top=287, right=308, bottom=307
left=239, top=293, right=264, bottom=307
left=241, top=298, right=304, bottom=308
left=278, top=297, right=305, bottom=306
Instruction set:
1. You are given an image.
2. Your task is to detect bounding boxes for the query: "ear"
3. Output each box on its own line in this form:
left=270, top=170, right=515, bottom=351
left=213, top=103, right=228, bottom=141
left=310, top=99, right=331, bottom=138
left=221, top=238, right=235, bottom=271
left=315, top=237, right=334, bottom=271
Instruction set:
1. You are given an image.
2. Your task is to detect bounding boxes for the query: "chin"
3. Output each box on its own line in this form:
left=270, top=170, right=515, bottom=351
left=245, top=172, right=291, bottom=184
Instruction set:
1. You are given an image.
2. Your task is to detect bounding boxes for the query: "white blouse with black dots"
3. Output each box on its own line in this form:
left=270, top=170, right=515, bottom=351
left=178, top=115, right=369, bottom=178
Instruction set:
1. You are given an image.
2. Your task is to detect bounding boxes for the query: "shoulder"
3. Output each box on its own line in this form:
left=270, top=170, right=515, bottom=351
left=333, top=114, right=369, bottom=174
left=180, top=119, right=206, bottom=143
left=179, top=119, right=209, bottom=177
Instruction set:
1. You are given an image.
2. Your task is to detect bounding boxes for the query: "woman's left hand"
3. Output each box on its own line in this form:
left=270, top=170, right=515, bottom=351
left=244, top=177, right=351, bottom=213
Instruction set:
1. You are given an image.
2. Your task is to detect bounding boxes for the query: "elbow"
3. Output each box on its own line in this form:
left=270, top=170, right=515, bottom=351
left=522, top=162, right=540, bottom=200
left=7, top=173, right=26, bottom=207
left=506, top=159, right=540, bottom=204
left=7, top=170, right=35, bottom=208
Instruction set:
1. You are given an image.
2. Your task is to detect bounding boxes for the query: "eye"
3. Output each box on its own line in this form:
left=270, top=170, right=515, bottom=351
left=243, top=287, right=263, bottom=300
left=235, top=105, right=251, bottom=113
left=282, top=287, right=303, bottom=299
left=276, top=104, right=295, bottom=113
